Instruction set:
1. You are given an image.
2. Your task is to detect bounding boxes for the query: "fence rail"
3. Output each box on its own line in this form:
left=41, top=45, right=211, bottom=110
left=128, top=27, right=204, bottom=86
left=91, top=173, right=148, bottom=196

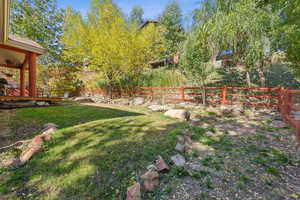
left=82, top=85, right=300, bottom=147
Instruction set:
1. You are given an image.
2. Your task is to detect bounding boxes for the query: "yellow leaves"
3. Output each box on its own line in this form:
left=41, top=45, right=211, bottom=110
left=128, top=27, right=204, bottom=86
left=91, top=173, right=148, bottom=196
left=62, top=1, right=165, bottom=85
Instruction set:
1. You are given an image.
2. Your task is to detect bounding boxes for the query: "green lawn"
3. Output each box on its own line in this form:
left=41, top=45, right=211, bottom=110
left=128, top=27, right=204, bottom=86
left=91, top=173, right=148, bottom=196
left=0, top=105, right=185, bottom=200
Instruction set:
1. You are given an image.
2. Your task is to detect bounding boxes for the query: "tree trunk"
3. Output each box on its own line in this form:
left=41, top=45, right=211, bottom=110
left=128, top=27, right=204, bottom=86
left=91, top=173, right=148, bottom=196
left=246, top=71, right=251, bottom=88
left=202, top=88, right=206, bottom=105
left=257, top=61, right=266, bottom=88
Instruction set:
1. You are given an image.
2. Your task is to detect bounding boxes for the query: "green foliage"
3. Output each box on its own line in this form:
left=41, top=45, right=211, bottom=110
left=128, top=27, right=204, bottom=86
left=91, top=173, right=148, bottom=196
left=159, top=0, right=185, bottom=56
left=62, top=1, right=164, bottom=94
left=10, top=0, right=65, bottom=64
left=129, top=6, right=144, bottom=25
left=136, top=68, right=186, bottom=87
left=180, top=23, right=220, bottom=103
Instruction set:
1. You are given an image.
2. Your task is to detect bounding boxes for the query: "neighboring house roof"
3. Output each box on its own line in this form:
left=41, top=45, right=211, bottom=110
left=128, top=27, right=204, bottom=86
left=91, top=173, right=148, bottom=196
left=139, top=20, right=159, bottom=30
left=150, top=55, right=179, bottom=68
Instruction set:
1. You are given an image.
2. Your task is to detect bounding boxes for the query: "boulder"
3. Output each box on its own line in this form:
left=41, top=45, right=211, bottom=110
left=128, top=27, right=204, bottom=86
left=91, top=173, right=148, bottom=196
left=171, top=154, right=186, bottom=167
left=148, top=105, right=171, bottom=112
left=126, top=183, right=141, bottom=200
left=155, top=156, right=169, bottom=172
left=73, top=97, right=96, bottom=103
left=141, top=171, right=159, bottom=192
left=131, top=97, right=145, bottom=105
left=44, top=123, right=59, bottom=129
left=164, top=109, right=191, bottom=121
left=41, top=126, right=57, bottom=141
left=36, top=101, right=50, bottom=106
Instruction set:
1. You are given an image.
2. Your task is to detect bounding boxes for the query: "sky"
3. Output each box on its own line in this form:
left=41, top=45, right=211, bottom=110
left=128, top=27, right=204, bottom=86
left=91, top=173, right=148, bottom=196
left=57, top=0, right=201, bottom=23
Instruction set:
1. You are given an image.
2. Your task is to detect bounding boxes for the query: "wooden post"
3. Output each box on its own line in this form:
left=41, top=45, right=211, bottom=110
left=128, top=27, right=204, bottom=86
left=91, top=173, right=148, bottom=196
left=20, top=66, right=25, bottom=96
left=278, top=87, right=283, bottom=111
left=151, top=87, right=154, bottom=100
left=180, top=87, right=185, bottom=102
left=28, top=52, right=37, bottom=97
left=221, top=85, right=227, bottom=105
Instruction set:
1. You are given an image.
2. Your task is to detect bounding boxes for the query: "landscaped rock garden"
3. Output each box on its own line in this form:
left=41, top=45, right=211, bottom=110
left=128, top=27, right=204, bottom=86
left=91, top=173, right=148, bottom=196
left=120, top=104, right=300, bottom=200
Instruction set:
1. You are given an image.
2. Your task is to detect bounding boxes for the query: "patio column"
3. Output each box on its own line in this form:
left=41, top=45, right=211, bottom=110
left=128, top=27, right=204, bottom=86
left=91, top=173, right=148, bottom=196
left=28, top=52, right=37, bottom=97
left=20, top=66, right=25, bottom=96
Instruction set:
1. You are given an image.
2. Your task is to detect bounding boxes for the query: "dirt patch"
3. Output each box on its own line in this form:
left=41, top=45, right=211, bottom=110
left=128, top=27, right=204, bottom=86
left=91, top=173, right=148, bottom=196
left=161, top=108, right=300, bottom=200
left=0, top=109, right=41, bottom=149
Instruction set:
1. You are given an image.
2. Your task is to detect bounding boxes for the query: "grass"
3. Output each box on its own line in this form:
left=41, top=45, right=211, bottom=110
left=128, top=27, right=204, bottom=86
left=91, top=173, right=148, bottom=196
left=1, top=105, right=300, bottom=200
left=0, top=105, right=186, bottom=200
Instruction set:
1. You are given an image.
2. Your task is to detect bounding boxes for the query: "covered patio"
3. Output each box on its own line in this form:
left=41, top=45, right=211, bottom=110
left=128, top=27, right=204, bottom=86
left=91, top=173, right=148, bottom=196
left=0, top=0, right=61, bottom=102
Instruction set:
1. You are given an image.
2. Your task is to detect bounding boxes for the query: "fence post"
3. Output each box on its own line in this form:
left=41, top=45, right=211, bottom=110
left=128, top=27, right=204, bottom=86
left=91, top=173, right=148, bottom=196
left=180, top=87, right=185, bottom=102
left=151, top=87, right=154, bottom=100
left=278, top=87, right=283, bottom=111
left=221, top=85, right=227, bottom=105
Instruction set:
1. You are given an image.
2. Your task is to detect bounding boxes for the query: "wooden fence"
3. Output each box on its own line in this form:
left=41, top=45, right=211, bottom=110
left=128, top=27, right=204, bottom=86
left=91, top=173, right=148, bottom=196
left=278, top=88, right=300, bottom=148
left=102, top=85, right=300, bottom=147
left=135, top=86, right=280, bottom=108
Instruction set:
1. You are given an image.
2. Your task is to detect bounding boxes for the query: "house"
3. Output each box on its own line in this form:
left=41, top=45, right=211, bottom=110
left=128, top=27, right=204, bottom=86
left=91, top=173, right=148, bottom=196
left=0, top=0, right=44, bottom=97
left=139, top=20, right=180, bottom=68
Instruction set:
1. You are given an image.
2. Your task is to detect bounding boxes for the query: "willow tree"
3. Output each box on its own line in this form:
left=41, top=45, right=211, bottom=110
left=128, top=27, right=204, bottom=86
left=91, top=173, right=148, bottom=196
left=62, top=1, right=164, bottom=96
left=193, top=0, right=278, bottom=87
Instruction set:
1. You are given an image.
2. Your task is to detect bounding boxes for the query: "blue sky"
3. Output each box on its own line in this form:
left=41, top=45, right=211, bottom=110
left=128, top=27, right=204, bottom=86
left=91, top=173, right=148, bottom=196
left=57, top=0, right=201, bottom=22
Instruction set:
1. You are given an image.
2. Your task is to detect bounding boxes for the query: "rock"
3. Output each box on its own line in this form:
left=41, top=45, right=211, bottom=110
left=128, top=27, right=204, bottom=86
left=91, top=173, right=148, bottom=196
left=184, top=136, right=193, bottom=145
left=270, top=120, right=287, bottom=128
left=201, top=123, right=210, bottom=129
left=113, top=98, right=130, bottom=105
left=74, top=97, right=96, bottom=103
left=176, top=135, right=185, bottom=144
left=175, top=143, right=185, bottom=152
left=19, top=136, right=44, bottom=165
left=146, top=164, right=158, bottom=171
left=148, top=105, right=171, bottom=112
left=126, top=183, right=141, bottom=200
left=164, top=109, right=191, bottom=121
left=44, top=123, right=59, bottom=129
left=190, top=119, right=200, bottom=126
left=205, top=131, right=214, bottom=137
left=141, top=171, right=159, bottom=192
left=155, top=156, right=169, bottom=172
left=36, top=101, right=50, bottom=106
left=171, top=154, right=186, bottom=167
left=41, top=127, right=57, bottom=141
left=131, top=97, right=145, bottom=105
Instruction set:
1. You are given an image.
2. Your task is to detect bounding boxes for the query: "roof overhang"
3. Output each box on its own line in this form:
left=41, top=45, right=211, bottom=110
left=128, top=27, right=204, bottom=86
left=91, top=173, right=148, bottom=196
left=0, top=0, right=9, bottom=44
left=0, top=0, right=45, bottom=55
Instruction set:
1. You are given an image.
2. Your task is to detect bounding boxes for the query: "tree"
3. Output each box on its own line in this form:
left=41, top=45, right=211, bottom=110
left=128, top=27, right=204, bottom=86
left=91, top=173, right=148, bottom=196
left=10, top=0, right=65, bottom=64
left=181, top=24, right=220, bottom=105
left=193, top=0, right=279, bottom=87
left=159, top=0, right=185, bottom=56
left=129, top=6, right=144, bottom=25
left=62, top=1, right=165, bottom=97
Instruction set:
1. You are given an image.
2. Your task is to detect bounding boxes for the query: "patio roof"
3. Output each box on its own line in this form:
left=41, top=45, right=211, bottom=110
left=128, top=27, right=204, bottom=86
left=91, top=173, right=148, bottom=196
left=0, top=0, right=45, bottom=97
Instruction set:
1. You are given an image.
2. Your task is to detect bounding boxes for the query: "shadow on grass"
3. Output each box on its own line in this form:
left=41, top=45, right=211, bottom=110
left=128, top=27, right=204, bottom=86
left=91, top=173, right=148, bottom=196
left=13, top=105, right=143, bottom=129
left=1, top=113, right=186, bottom=200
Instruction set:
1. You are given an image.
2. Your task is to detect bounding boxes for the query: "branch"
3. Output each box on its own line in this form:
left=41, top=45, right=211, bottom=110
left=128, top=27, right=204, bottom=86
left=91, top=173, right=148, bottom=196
left=0, top=140, right=31, bottom=152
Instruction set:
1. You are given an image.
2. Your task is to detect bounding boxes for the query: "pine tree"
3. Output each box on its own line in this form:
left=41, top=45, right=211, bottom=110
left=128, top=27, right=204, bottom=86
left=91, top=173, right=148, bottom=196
left=159, top=0, right=185, bottom=56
